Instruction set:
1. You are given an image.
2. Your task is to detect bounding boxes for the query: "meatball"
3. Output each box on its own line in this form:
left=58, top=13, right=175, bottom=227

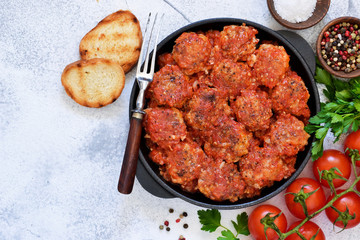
left=184, top=87, right=233, bottom=131
left=210, top=59, right=257, bottom=97
left=271, top=70, right=310, bottom=120
left=220, top=24, right=259, bottom=62
left=231, top=90, right=272, bottom=131
left=263, top=113, right=310, bottom=156
left=172, top=32, right=212, bottom=75
left=198, top=160, right=246, bottom=202
left=239, top=146, right=296, bottom=189
left=203, top=118, right=252, bottom=163
left=143, top=107, right=187, bottom=148
left=149, top=139, right=208, bottom=193
left=146, top=65, right=193, bottom=108
left=252, top=44, right=290, bottom=88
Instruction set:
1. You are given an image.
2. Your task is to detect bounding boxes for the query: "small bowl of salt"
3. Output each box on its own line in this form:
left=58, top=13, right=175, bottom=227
left=267, top=0, right=331, bottom=30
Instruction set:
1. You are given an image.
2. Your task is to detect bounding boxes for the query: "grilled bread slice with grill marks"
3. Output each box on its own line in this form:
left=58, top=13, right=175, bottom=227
left=61, top=58, right=125, bottom=108
left=79, top=10, right=142, bottom=73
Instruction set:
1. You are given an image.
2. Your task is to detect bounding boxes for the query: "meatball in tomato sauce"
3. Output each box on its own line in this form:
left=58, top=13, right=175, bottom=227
left=210, top=59, right=257, bottom=97
left=143, top=107, right=187, bottom=149
left=146, top=65, right=192, bottom=108
left=263, top=113, right=310, bottom=156
left=198, top=160, right=246, bottom=202
left=203, top=117, right=252, bottom=163
left=149, top=139, right=208, bottom=193
left=220, top=24, right=259, bottom=62
left=172, top=32, right=212, bottom=75
left=184, top=87, right=233, bottom=131
left=239, top=146, right=296, bottom=189
left=231, top=89, right=272, bottom=131
left=252, top=44, right=290, bottom=88
left=271, top=70, right=310, bottom=120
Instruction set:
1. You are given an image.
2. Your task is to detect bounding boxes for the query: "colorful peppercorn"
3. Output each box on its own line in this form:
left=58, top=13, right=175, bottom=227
left=321, top=21, right=360, bottom=73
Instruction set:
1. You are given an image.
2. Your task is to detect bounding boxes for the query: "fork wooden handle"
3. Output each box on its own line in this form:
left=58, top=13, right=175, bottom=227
left=118, top=112, right=144, bottom=194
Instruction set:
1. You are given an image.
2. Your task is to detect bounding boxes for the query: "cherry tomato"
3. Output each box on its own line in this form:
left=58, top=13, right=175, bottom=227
left=325, top=190, right=360, bottom=229
left=285, top=178, right=326, bottom=219
left=344, top=130, right=360, bottom=166
left=285, top=221, right=325, bottom=240
left=249, top=204, right=287, bottom=240
left=313, top=149, right=351, bottom=188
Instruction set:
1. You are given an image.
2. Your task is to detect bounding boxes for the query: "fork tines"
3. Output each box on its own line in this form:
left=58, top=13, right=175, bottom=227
left=137, top=12, right=163, bottom=77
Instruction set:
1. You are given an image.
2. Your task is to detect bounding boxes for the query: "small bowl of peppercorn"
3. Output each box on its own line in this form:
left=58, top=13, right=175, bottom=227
left=317, top=16, right=360, bottom=78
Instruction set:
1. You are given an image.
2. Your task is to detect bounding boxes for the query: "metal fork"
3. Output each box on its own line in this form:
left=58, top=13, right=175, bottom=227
left=118, top=13, right=162, bottom=194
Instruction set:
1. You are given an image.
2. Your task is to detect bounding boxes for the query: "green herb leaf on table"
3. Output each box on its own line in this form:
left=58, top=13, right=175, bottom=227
left=198, top=209, right=249, bottom=239
left=231, top=212, right=250, bottom=236
left=198, top=209, right=221, bottom=232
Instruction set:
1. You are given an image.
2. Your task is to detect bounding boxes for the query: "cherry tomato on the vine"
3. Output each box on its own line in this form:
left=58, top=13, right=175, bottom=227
left=285, top=220, right=325, bottom=240
left=248, top=204, right=287, bottom=240
left=313, top=149, right=351, bottom=188
left=285, top=178, right=326, bottom=219
left=344, top=130, right=360, bottom=167
left=325, top=190, right=360, bottom=229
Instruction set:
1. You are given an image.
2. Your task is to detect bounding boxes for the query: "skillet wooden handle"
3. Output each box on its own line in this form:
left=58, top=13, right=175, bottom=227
left=118, top=112, right=144, bottom=194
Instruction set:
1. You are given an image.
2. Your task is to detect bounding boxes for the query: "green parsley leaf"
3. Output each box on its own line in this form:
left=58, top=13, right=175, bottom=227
left=217, top=230, right=238, bottom=240
left=231, top=212, right=250, bottom=236
left=198, top=209, right=221, bottom=232
left=305, top=65, right=360, bottom=160
left=314, top=66, right=332, bottom=86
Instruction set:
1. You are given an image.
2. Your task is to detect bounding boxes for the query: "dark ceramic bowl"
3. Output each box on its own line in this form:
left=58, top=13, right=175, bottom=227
left=130, top=18, right=320, bottom=209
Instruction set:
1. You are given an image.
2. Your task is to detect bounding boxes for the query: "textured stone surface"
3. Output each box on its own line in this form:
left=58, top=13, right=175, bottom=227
left=0, top=0, right=359, bottom=239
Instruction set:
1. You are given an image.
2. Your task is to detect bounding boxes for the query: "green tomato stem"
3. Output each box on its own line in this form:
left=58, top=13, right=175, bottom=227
left=278, top=162, right=360, bottom=240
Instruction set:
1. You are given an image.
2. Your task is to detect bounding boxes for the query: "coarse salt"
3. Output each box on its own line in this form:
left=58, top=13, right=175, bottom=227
left=274, top=0, right=317, bottom=23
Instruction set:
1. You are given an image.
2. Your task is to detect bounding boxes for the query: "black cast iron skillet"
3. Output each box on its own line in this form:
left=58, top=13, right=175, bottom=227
left=129, top=18, right=320, bottom=209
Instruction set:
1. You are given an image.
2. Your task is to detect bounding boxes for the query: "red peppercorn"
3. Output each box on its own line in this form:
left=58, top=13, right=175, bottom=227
left=336, top=24, right=340, bottom=28
left=324, top=31, right=330, bottom=37
left=350, top=26, right=354, bottom=32
left=339, top=50, right=343, bottom=55
left=342, top=55, right=347, bottom=60
left=164, top=220, right=169, bottom=226
left=345, top=30, right=350, bottom=37
left=176, top=218, right=181, bottom=223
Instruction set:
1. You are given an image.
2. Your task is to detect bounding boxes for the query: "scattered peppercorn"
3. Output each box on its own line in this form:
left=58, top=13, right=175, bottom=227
left=183, top=212, right=188, bottom=217
left=164, top=220, right=169, bottom=226
left=169, top=208, right=174, bottom=213
left=166, top=227, right=171, bottom=231
left=183, top=223, right=189, bottom=229
left=176, top=218, right=181, bottom=223
left=159, top=225, right=164, bottom=230
left=321, top=21, right=360, bottom=73
left=178, top=235, right=186, bottom=240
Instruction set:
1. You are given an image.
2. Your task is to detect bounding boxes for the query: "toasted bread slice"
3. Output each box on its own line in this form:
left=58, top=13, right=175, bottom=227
left=61, top=58, right=125, bottom=108
left=79, top=10, right=142, bottom=73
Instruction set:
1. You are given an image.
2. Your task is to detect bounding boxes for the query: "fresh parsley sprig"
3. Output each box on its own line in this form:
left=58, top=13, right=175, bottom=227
left=305, top=63, right=360, bottom=160
left=198, top=209, right=249, bottom=240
